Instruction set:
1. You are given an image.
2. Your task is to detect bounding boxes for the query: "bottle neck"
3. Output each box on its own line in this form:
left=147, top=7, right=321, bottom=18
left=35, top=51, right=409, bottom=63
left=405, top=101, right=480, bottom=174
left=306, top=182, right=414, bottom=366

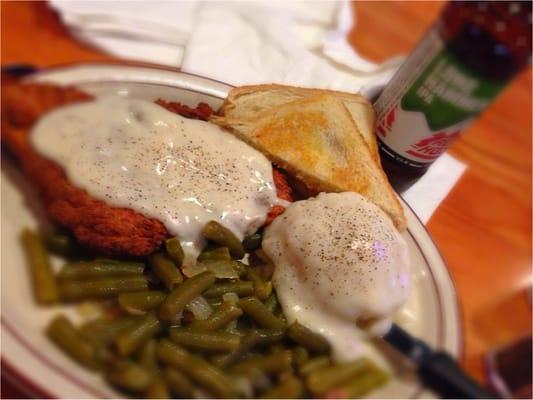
left=441, top=23, right=521, bottom=82
left=438, top=1, right=532, bottom=81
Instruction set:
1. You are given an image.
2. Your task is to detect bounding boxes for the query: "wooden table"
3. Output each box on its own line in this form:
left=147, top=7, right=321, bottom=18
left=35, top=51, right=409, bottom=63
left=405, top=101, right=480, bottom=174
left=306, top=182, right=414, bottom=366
left=2, top=1, right=531, bottom=397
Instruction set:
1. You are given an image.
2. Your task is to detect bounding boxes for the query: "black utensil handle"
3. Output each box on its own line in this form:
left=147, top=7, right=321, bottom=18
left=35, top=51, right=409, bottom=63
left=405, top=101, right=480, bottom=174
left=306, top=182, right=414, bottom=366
left=419, top=351, right=496, bottom=399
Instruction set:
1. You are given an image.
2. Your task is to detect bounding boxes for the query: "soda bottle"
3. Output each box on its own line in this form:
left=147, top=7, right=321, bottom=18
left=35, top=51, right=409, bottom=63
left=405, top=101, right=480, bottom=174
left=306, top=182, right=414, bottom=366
left=374, top=1, right=531, bottom=192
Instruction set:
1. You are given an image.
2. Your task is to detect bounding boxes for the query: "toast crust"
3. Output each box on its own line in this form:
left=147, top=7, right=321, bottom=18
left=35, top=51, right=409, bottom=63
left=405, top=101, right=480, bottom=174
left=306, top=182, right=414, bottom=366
left=218, top=84, right=379, bottom=162
left=222, top=84, right=371, bottom=107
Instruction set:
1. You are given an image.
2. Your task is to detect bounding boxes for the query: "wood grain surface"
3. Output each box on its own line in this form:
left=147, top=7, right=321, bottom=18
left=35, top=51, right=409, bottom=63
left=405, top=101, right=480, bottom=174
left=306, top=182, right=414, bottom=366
left=2, top=1, right=531, bottom=397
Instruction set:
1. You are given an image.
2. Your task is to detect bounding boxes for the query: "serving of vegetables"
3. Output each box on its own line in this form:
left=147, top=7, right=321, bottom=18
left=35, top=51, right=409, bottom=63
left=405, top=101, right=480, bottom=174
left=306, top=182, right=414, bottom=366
left=21, top=222, right=388, bottom=398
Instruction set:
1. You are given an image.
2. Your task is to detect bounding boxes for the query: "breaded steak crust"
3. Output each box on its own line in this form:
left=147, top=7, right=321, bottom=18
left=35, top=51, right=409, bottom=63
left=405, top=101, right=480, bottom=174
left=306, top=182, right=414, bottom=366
left=1, top=83, right=292, bottom=257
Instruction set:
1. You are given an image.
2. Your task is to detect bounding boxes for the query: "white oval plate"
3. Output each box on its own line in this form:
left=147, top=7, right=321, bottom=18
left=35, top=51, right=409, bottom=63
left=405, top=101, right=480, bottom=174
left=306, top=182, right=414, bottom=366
left=1, top=63, right=461, bottom=399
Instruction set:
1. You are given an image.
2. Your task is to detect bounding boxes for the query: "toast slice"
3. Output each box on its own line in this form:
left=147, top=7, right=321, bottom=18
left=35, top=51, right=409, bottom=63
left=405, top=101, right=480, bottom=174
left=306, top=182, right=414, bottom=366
left=213, top=94, right=406, bottom=230
left=217, top=84, right=379, bottom=162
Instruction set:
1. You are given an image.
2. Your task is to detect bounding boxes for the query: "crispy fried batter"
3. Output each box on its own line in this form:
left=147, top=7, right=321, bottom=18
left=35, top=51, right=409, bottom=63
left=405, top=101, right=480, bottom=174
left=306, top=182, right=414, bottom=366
left=2, top=83, right=168, bottom=257
left=2, top=83, right=292, bottom=257
left=155, top=99, right=214, bottom=120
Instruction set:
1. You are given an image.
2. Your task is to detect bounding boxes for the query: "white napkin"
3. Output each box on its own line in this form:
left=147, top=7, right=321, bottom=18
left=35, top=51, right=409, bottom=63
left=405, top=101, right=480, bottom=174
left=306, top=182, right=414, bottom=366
left=50, top=0, right=466, bottom=223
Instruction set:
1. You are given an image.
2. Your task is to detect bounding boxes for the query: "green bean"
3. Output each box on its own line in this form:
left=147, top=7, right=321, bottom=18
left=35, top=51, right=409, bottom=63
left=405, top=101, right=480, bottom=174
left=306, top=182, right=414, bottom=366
left=46, top=315, right=98, bottom=369
left=165, top=237, right=184, bottom=266
left=118, top=291, right=166, bottom=314
left=163, top=367, right=195, bottom=398
left=198, top=246, right=231, bottom=262
left=250, top=250, right=275, bottom=281
left=203, top=281, right=254, bottom=298
left=58, top=261, right=145, bottom=280
left=148, top=253, right=182, bottom=290
left=247, top=267, right=272, bottom=300
left=201, top=259, right=240, bottom=279
left=216, top=329, right=284, bottom=367
left=232, top=261, right=249, bottom=278
left=202, top=221, right=245, bottom=259
left=59, top=276, right=149, bottom=301
left=106, top=361, right=153, bottom=393
left=231, top=350, right=293, bottom=376
left=136, top=339, right=159, bottom=373
left=144, top=376, right=170, bottom=399
left=292, top=347, right=309, bottom=370
left=264, top=293, right=279, bottom=313
left=80, top=316, right=140, bottom=346
left=278, top=311, right=287, bottom=325
left=159, top=271, right=216, bottom=321
left=217, top=329, right=284, bottom=366
left=254, top=329, right=285, bottom=344
left=169, top=327, right=241, bottom=353
left=299, top=356, right=331, bottom=375
left=286, top=321, right=331, bottom=354
left=214, top=330, right=262, bottom=367
left=306, top=358, right=370, bottom=395
left=333, top=365, right=389, bottom=398
left=156, top=339, right=239, bottom=398
left=238, top=297, right=286, bottom=330
left=188, top=301, right=242, bottom=331
left=21, top=229, right=58, bottom=304
left=43, top=232, right=77, bottom=257
left=114, top=312, right=161, bottom=357
left=242, top=232, right=262, bottom=251
left=259, top=375, right=304, bottom=399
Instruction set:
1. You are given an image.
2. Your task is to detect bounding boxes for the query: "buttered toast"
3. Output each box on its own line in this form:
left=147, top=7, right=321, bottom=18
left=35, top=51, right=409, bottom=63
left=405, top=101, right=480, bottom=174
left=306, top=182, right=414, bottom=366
left=216, top=84, right=379, bottom=162
left=212, top=93, right=406, bottom=231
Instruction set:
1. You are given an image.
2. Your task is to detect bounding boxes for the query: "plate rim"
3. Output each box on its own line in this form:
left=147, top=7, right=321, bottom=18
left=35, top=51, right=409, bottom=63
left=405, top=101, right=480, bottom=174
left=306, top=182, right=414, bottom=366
left=2, top=62, right=462, bottom=398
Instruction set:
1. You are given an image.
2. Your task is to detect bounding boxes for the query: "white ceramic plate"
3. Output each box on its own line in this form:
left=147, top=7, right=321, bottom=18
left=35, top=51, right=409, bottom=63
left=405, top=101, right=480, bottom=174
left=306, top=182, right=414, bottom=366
left=1, top=64, right=461, bottom=399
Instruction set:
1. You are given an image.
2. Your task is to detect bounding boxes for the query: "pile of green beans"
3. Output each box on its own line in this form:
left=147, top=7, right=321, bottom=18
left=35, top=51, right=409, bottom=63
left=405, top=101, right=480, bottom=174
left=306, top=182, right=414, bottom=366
left=21, top=222, right=388, bottom=398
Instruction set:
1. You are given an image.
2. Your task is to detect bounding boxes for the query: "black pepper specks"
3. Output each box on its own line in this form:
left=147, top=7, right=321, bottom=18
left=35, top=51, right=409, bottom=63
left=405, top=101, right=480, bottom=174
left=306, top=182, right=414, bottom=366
left=263, top=192, right=410, bottom=321
left=33, top=96, right=279, bottom=253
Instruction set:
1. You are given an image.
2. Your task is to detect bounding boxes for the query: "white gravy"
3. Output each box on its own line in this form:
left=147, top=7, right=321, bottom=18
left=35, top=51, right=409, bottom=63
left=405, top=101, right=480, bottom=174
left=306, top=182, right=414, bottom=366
left=262, top=192, right=410, bottom=366
left=31, top=96, right=281, bottom=261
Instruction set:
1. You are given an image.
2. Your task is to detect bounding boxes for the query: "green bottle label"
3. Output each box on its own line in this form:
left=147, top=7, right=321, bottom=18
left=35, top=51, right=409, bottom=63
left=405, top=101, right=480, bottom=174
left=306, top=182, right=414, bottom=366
left=401, top=49, right=505, bottom=131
